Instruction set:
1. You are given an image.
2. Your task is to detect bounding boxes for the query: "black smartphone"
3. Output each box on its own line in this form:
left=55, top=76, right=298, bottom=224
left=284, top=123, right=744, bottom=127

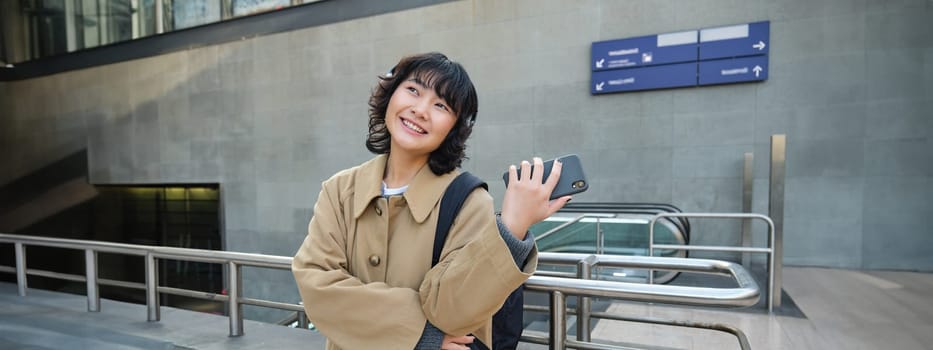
left=502, top=154, right=589, bottom=200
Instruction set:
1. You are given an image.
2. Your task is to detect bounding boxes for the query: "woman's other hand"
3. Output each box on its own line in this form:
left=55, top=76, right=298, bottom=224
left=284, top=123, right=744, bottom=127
left=441, top=334, right=474, bottom=350
left=500, top=157, right=572, bottom=239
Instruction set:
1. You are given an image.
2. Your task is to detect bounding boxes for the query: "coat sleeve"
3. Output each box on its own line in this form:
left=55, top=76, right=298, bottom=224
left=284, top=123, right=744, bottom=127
left=418, top=188, right=538, bottom=337
left=292, top=182, right=427, bottom=350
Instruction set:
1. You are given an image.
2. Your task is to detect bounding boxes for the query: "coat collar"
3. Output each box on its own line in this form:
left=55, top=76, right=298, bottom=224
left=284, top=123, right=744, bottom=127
left=352, top=155, right=459, bottom=223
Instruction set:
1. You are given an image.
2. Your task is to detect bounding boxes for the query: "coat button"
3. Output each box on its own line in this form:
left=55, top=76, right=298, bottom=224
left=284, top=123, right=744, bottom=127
left=374, top=206, right=382, bottom=216
left=368, top=255, right=381, bottom=266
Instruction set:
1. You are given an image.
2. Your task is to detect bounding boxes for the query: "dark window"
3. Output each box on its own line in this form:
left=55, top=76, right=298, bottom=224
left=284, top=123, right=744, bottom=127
left=2, top=184, right=224, bottom=315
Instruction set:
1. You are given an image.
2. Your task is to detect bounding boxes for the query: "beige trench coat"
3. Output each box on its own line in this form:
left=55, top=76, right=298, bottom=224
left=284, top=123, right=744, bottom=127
left=292, top=155, right=537, bottom=350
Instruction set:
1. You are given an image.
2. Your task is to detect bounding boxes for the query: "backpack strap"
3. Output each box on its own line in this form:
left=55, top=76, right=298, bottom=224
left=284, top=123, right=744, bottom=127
left=432, top=172, right=488, bottom=267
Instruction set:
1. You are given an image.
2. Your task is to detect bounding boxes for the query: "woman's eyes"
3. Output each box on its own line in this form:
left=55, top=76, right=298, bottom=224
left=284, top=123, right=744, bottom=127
left=405, top=84, right=450, bottom=112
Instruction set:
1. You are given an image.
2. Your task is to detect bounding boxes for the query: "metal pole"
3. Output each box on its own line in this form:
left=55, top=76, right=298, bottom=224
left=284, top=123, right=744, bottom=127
left=298, top=311, right=309, bottom=329
left=130, top=0, right=139, bottom=39
left=296, top=301, right=308, bottom=329
left=146, top=252, right=160, bottom=321
left=85, top=249, right=100, bottom=312
left=155, top=0, right=164, bottom=33
left=595, top=217, right=603, bottom=255
left=648, top=222, right=655, bottom=284
left=228, top=261, right=244, bottom=336
left=29, top=11, right=38, bottom=60
left=576, top=257, right=595, bottom=343
left=15, top=242, right=26, bottom=296
left=768, top=221, right=775, bottom=313
left=769, top=135, right=785, bottom=309
left=550, top=291, right=566, bottom=350
left=742, top=152, right=753, bottom=267
left=64, top=0, right=76, bottom=52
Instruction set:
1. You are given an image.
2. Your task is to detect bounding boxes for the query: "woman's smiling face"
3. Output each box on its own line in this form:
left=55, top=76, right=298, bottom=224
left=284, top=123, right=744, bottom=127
left=384, top=75, right=458, bottom=159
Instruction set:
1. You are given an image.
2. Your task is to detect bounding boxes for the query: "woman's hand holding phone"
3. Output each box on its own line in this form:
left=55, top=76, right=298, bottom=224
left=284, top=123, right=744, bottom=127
left=499, top=157, right=573, bottom=238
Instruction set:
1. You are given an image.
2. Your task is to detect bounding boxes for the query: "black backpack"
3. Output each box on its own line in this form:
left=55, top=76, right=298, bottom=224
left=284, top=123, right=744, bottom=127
left=432, top=172, right=524, bottom=350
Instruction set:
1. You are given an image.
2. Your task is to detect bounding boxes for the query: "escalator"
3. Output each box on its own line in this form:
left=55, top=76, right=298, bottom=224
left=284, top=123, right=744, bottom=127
left=521, top=202, right=693, bottom=336
left=531, top=202, right=691, bottom=284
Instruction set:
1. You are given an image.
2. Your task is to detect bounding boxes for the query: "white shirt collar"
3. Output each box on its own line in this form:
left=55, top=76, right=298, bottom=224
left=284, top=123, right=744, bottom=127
left=381, top=181, right=409, bottom=196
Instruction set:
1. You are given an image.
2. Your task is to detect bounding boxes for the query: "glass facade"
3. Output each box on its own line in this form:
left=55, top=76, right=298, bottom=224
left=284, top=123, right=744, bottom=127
left=0, top=0, right=323, bottom=64
left=232, top=0, right=291, bottom=17
left=171, top=0, right=221, bottom=30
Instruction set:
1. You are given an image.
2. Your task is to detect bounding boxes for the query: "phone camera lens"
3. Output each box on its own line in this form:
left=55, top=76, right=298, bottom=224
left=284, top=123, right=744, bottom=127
left=572, top=180, right=586, bottom=189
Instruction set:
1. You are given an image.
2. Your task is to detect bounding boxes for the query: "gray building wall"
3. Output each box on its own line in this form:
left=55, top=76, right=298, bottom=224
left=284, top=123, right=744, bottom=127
left=1, top=0, right=931, bottom=319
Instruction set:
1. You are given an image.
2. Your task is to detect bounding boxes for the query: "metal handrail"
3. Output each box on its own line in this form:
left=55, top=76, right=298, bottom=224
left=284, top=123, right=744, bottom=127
left=1, top=234, right=759, bottom=349
left=0, top=233, right=300, bottom=337
left=647, top=212, right=779, bottom=312
left=535, top=253, right=759, bottom=306
left=527, top=252, right=759, bottom=350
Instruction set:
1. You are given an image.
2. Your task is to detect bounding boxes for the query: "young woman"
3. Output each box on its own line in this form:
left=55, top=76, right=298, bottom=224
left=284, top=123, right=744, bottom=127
left=292, top=52, right=571, bottom=350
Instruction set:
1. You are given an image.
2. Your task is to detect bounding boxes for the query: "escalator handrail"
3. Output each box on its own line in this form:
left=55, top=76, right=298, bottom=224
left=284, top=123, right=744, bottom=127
left=534, top=213, right=688, bottom=284
left=562, top=202, right=691, bottom=237
left=563, top=202, right=688, bottom=227
left=535, top=214, right=600, bottom=242
left=558, top=208, right=690, bottom=242
left=566, top=202, right=685, bottom=212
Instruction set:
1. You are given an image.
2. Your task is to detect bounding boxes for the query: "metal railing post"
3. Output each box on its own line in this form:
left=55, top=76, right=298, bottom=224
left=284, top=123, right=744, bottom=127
left=85, top=249, right=100, bottom=312
left=742, top=152, right=754, bottom=267
left=595, top=217, right=604, bottom=255
left=576, top=256, right=596, bottom=343
left=296, top=301, right=309, bottom=329
left=145, top=252, right=160, bottom=321
left=298, top=311, right=309, bottom=329
left=155, top=0, right=164, bottom=33
left=648, top=224, right=655, bottom=285
left=550, top=291, right=566, bottom=350
left=769, top=134, right=785, bottom=309
left=768, top=221, right=776, bottom=313
left=228, top=261, right=244, bottom=336
left=15, top=242, right=26, bottom=296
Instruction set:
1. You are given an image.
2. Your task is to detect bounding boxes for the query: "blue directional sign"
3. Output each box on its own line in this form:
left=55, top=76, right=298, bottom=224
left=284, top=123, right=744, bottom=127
left=698, top=56, right=768, bottom=86
left=699, top=21, right=769, bottom=60
left=592, top=62, right=696, bottom=94
left=590, top=21, right=769, bottom=94
left=592, top=30, right=697, bottom=71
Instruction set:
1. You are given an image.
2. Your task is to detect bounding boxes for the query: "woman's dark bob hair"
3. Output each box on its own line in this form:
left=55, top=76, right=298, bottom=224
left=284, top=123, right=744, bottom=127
left=367, top=52, right=478, bottom=175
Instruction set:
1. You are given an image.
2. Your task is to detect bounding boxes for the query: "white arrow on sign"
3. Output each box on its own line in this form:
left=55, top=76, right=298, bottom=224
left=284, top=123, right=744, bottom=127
left=753, top=41, right=766, bottom=50
left=596, top=58, right=605, bottom=68
left=753, top=65, right=763, bottom=77
left=596, top=82, right=605, bottom=91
